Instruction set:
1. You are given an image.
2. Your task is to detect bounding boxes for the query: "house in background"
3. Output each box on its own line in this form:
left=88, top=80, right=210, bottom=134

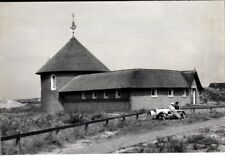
left=209, top=83, right=225, bottom=92
left=36, top=16, right=203, bottom=113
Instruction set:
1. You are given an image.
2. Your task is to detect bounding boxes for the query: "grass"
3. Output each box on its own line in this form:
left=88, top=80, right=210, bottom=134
left=1, top=115, right=127, bottom=154
left=187, top=134, right=219, bottom=152
left=118, top=134, right=220, bottom=153
left=116, top=111, right=225, bottom=136
left=1, top=109, right=225, bottom=154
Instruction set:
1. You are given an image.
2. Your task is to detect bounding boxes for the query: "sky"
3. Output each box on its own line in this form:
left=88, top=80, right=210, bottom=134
left=0, top=1, right=224, bottom=100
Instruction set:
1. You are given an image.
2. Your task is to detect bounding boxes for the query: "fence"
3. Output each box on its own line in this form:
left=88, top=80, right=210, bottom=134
left=181, top=105, right=225, bottom=113
left=1, top=111, right=145, bottom=143
left=1, top=105, right=225, bottom=143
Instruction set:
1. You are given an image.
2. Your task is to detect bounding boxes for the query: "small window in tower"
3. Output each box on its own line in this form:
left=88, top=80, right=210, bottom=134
left=168, top=89, right=174, bottom=97
left=104, top=91, right=109, bottom=99
left=151, top=89, right=157, bottom=97
left=51, top=74, right=56, bottom=90
left=92, top=92, right=97, bottom=99
left=116, top=90, right=121, bottom=98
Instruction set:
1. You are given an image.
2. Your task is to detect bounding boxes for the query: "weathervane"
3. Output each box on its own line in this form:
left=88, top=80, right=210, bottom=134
left=70, top=12, right=76, bottom=37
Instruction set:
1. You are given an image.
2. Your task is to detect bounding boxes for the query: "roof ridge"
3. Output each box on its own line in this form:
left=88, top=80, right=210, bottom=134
left=182, top=70, right=196, bottom=72
left=67, top=68, right=189, bottom=78
left=59, top=75, right=82, bottom=92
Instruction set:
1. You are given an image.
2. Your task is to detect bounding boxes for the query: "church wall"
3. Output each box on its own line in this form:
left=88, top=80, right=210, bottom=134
left=62, top=101, right=130, bottom=113
left=130, top=88, right=193, bottom=110
left=40, top=72, right=84, bottom=113
left=60, top=89, right=130, bottom=112
left=60, top=87, right=201, bottom=113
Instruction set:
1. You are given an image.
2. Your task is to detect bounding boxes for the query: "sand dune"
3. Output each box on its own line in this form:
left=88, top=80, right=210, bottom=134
left=0, top=100, right=24, bottom=109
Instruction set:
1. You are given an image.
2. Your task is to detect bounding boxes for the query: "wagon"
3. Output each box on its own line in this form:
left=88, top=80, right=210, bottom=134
left=152, top=109, right=186, bottom=120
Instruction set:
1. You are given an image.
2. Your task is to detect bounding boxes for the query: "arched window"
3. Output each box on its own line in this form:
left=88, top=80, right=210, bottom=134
left=51, top=74, right=56, bottom=90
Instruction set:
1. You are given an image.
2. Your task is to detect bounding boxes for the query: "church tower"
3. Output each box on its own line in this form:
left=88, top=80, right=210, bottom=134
left=36, top=13, right=109, bottom=113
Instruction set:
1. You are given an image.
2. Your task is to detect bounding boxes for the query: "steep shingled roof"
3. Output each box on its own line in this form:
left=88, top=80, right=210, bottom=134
left=36, top=37, right=109, bottom=74
left=182, top=70, right=203, bottom=91
left=59, top=69, right=202, bottom=92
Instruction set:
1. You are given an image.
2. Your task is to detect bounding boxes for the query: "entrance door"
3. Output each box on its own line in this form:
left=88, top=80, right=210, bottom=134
left=192, top=89, right=196, bottom=105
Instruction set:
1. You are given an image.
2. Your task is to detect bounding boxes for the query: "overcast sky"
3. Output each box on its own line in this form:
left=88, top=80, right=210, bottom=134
left=0, top=1, right=224, bottom=100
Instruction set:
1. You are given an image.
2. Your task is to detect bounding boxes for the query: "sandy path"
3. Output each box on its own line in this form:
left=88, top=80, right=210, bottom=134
left=52, top=117, right=225, bottom=154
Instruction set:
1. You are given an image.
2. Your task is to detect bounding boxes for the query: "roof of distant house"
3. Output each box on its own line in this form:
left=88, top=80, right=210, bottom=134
left=209, top=83, right=225, bottom=89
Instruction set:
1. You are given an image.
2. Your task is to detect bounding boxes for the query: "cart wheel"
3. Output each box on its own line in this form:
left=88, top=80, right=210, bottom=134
left=181, top=113, right=186, bottom=119
left=161, top=114, right=166, bottom=121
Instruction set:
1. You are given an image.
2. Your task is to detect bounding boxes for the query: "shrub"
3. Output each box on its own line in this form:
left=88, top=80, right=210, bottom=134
left=207, top=143, right=219, bottom=152
left=187, top=134, right=219, bottom=151
left=187, top=134, right=205, bottom=144
left=143, top=144, right=159, bottom=153
left=187, top=134, right=219, bottom=146
left=64, top=112, right=84, bottom=124
left=155, top=136, right=187, bottom=153
left=91, top=113, right=104, bottom=120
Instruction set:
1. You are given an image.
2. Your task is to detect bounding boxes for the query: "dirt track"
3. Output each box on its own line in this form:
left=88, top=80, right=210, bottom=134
left=47, top=117, right=225, bottom=154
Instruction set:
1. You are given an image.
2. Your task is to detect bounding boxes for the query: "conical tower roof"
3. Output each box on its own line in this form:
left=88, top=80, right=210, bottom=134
left=36, top=37, right=109, bottom=74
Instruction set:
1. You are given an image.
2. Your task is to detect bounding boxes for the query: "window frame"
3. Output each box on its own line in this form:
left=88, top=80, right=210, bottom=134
left=168, top=89, right=174, bottom=97
left=92, top=92, right=97, bottom=99
left=182, top=89, right=187, bottom=97
left=115, top=90, right=121, bottom=99
left=82, top=92, right=86, bottom=99
left=50, top=74, right=56, bottom=90
left=150, top=89, right=158, bottom=97
left=103, top=91, right=109, bottom=99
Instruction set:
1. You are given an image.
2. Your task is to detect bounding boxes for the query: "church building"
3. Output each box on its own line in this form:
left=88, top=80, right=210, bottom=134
left=36, top=15, right=203, bottom=113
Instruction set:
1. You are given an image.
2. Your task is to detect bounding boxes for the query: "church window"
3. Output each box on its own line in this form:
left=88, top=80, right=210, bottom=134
left=168, top=89, right=174, bottom=97
left=82, top=92, right=86, bottom=99
left=151, top=89, right=157, bottom=97
left=182, top=89, right=187, bottom=97
left=51, top=74, right=56, bottom=90
left=92, top=92, right=97, bottom=99
left=104, top=91, right=109, bottom=99
left=115, top=90, right=121, bottom=98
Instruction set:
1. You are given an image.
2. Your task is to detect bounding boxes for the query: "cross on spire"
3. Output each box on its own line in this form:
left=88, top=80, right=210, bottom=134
left=70, top=12, right=76, bottom=37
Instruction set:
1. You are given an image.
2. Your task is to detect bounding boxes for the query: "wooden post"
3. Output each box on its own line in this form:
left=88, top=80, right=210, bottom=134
left=0, top=125, right=2, bottom=155
left=136, top=114, right=139, bottom=120
left=105, top=120, right=109, bottom=127
left=210, top=107, right=213, bottom=113
left=15, top=131, right=21, bottom=153
left=56, top=128, right=60, bottom=135
left=85, top=124, right=88, bottom=131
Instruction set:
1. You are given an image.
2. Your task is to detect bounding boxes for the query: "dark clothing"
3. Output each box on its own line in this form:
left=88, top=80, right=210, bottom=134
left=174, top=104, right=180, bottom=110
